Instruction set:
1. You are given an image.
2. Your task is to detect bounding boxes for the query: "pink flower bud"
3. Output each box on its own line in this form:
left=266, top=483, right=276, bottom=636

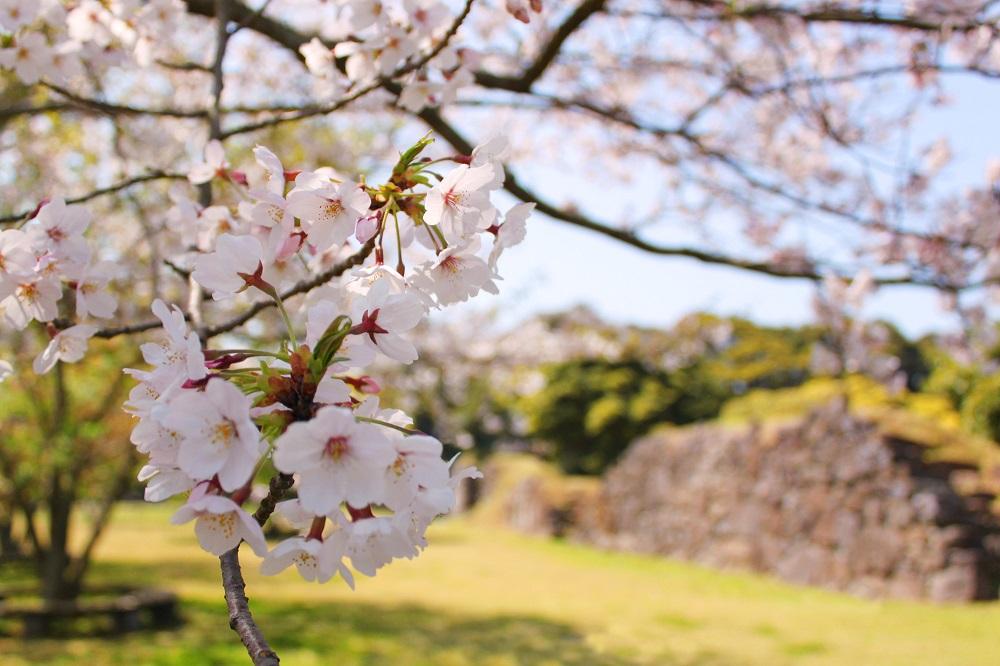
left=355, top=215, right=380, bottom=244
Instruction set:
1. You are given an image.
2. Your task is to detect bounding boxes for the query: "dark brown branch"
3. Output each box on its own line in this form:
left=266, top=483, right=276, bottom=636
left=474, top=0, right=605, bottom=92
left=185, top=0, right=315, bottom=52
left=220, top=547, right=280, bottom=666
left=253, top=473, right=294, bottom=525
left=201, top=237, right=375, bottom=339
left=218, top=0, right=475, bottom=138
left=461, top=89, right=986, bottom=254
left=156, top=58, right=213, bottom=72
left=90, top=238, right=375, bottom=339
left=43, top=83, right=208, bottom=119
left=646, top=1, right=995, bottom=33
left=0, top=102, right=74, bottom=120
left=0, top=171, right=187, bottom=225
left=415, top=106, right=960, bottom=288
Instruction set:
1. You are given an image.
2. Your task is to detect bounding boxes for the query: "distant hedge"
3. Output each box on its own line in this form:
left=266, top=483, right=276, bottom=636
left=521, top=358, right=728, bottom=474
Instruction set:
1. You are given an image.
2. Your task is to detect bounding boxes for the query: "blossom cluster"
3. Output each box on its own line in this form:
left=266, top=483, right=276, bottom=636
left=0, top=0, right=186, bottom=83
left=0, top=198, right=117, bottom=375
left=123, top=135, right=529, bottom=585
left=0, top=0, right=538, bottom=110
left=297, top=0, right=480, bottom=112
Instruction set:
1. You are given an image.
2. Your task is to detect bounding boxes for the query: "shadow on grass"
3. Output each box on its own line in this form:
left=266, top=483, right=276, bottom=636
left=0, top=594, right=734, bottom=666
left=1, top=552, right=738, bottom=666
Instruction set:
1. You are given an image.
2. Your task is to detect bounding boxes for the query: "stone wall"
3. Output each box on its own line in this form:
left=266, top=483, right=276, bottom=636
left=593, top=404, right=1000, bottom=602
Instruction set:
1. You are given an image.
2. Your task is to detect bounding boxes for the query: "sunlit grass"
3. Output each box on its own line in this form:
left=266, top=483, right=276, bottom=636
left=3, top=501, right=1000, bottom=665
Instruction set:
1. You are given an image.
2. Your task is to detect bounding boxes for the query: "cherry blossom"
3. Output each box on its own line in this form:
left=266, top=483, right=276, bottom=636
left=32, top=324, right=98, bottom=374
left=286, top=180, right=371, bottom=252
left=0, top=230, right=37, bottom=300
left=300, top=38, right=338, bottom=79
left=171, top=492, right=268, bottom=557
left=412, top=240, right=499, bottom=306
left=73, top=262, right=118, bottom=319
left=192, top=233, right=266, bottom=300
left=0, top=32, right=53, bottom=84
left=315, top=371, right=352, bottom=405
left=260, top=537, right=341, bottom=583
left=272, top=406, right=395, bottom=514
left=339, top=516, right=415, bottom=577
left=0, top=360, right=13, bottom=383
left=381, top=433, right=448, bottom=511
left=159, top=378, right=264, bottom=492
left=0, top=0, right=39, bottom=32
left=2, top=277, right=61, bottom=329
left=188, top=140, right=230, bottom=185
left=348, top=280, right=425, bottom=363
left=139, top=299, right=206, bottom=383
left=488, top=202, right=534, bottom=270
left=423, top=164, right=497, bottom=240
left=30, top=198, right=91, bottom=262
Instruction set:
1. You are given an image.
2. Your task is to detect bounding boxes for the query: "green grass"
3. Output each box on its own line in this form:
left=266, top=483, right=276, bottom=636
left=4, top=501, right=1000, bottom=665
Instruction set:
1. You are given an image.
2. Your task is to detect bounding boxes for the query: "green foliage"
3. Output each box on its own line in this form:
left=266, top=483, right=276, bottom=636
left=921, top=344, right=984, bottom=411
left=720, top=375, right=961, bottom=429
left=0, top=342, right=136, bottom=497
left=521, top=358, right=727, bottom=474
left=689, top=315, right=821, bottom=391
left=961, top=374, right=1000, bottom=442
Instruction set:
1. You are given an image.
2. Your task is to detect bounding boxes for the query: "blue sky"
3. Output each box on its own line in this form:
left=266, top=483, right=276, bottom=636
left=473, top=73, right=1000, bottom=339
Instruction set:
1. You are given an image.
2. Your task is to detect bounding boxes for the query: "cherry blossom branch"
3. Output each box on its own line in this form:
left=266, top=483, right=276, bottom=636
left=187, top=0, right=991, bottom=289
left=474, top=0, right=605, bottom=92
left=86, top=238, right=375, bottom=340
left=253, top=473, right=294, bottom=525
left=201, top=238, right=375, bottom=339
left=415, top=106, right=977, bottom=289
left=199, top=8, right=283, bottom=663
left=217, top=0, right=475, bottom=139
left=639, top=2, right=998, bottom=33
left=42, top=82, right=208, bottom=119
left=220, top=547, right=280, bottom=666
left=0, top=172, right=187, bottom=225
left=458, top=90, right=987, bottom=253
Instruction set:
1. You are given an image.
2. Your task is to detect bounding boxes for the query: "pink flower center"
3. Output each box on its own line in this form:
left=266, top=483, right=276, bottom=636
left=325, top=435, right=350, bottom=460
left=323, top=199, right=345, bottom=220
left=211, top=419, right=236, bottom=446
left=438, top=255, right=462, bottom=274
left=443, top=189, right=463, bottom=209
left=350, top=308, right=389, bottom=344
left=17, top=282, right=38, bottom=302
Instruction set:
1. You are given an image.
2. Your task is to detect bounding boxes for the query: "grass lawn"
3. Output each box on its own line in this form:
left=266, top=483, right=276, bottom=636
left=3, top=501, right=1000, bottom=665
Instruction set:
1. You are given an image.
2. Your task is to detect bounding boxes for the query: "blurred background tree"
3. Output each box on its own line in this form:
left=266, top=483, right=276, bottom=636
left=0, top=341, right=136, bottom=602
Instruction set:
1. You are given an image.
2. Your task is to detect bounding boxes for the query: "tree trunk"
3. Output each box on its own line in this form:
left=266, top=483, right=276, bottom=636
left=0, top=511, right=20, bottom=560
left=40, top=472, right=78, bottom=602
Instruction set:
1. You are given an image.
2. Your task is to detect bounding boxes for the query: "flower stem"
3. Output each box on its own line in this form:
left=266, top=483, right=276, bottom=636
left=356, top=415, right=420, bottom=436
